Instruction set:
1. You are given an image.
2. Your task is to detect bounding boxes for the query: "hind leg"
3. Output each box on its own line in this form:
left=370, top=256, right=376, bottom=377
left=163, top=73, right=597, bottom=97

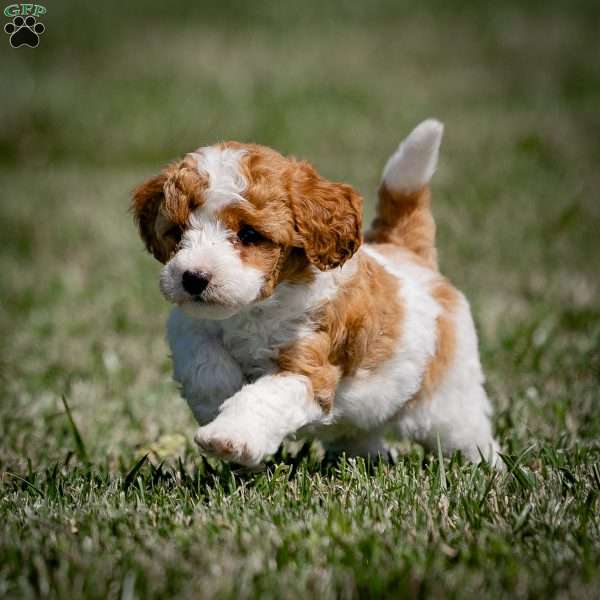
left=393, top=383, right=502, bottom=467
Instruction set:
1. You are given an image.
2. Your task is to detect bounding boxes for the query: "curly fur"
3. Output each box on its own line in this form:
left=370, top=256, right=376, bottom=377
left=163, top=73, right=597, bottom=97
left=131, top=119, right=501, bottom=469
left=288, top=161, right=363, bottom=271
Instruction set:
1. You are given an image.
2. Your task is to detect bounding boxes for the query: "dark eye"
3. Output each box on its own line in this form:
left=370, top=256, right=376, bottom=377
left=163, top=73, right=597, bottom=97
left=165, top=225, right=182, bottom=243
left=237, top=225, right=263, bottom=245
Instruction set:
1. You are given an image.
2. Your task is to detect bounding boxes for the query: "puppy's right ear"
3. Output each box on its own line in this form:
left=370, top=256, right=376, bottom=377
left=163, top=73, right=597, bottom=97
left=131, top=173, right=169, bottom=263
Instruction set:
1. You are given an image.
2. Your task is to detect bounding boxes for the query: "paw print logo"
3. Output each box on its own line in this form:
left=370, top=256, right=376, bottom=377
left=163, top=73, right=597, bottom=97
left=4, top=15, right=45, bottom=48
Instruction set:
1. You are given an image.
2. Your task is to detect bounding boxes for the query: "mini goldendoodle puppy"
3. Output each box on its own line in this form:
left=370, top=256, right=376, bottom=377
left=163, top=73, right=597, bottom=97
left=132, top=119, right=501, bottom=467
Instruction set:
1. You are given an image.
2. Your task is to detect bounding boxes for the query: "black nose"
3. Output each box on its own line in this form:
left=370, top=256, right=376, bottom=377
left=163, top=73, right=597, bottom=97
left=181, top=270, right=211, bottom=296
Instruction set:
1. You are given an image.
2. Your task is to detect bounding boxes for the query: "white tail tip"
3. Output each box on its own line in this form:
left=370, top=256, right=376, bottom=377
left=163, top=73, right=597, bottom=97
left=382, top=119, right=444, bottom=192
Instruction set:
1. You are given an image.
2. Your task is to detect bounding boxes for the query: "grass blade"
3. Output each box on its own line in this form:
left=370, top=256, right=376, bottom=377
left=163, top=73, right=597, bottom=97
left=61, top=395, right=89, bottom=463
left=123, top=454, right=148, bottom=492
left=6, top=472, right=45, bottom=498
left=437, top=433, right=447, bottom=492
left=591, top=464, right=600, bottom=491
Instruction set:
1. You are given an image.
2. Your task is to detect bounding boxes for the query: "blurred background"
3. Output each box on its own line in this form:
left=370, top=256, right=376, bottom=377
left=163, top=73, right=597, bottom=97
left=1, top=0, right=599, bottom=463
left=1, top=2, right=600, bottom=598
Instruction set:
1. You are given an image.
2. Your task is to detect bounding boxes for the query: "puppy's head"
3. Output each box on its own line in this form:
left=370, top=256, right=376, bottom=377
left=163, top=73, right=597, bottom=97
left=132, top=143, right=362, bottom=319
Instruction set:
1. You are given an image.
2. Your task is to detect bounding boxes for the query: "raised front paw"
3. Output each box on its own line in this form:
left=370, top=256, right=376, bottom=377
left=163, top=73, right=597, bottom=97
left=194, top=423, right=269, bottom=468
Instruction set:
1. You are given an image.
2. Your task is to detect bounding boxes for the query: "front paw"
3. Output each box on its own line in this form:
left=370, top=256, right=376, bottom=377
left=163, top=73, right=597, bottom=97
left=194, top=423, right=268, bottom=468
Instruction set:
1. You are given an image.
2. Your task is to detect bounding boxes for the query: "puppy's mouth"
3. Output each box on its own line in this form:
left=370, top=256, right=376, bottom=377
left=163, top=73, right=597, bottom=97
left=188, top=294, right=213, bottom=304
left=183, top=289, right=237, bottom=308
left=179, top=296, right=243, bottom=321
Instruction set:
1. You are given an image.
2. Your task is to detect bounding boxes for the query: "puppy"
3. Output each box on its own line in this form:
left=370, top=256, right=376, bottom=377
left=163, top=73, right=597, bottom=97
left=132, top=119, right=501, bottom=467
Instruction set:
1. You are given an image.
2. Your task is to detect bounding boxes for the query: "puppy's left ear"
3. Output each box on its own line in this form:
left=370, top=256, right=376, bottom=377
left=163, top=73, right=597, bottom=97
left=289, top=162, right=362, bottom=270
left=131, top=173, right=169, bottom=262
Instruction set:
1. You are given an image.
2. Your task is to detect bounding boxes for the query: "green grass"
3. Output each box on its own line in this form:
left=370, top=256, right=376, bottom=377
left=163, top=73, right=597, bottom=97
left=1, top=1, right=599, bottom=598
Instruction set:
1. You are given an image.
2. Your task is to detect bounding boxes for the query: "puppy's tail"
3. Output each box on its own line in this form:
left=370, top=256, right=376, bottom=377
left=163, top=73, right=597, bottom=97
left=365, top=119, right=444, bottom=270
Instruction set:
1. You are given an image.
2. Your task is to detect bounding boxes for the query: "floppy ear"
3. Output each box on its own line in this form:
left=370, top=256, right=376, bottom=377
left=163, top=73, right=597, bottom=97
left=289, top=161, right=363, bottom=270
left=131, top=173, right=169, bottom=263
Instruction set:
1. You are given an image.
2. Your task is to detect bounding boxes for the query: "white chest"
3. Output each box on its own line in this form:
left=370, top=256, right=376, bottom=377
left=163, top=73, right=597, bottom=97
left=221, top=305, right=312, bottom=381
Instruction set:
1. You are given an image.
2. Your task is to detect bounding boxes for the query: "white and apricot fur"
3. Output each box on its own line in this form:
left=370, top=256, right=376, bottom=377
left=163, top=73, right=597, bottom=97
left=132, top=119, right=501, bottom=468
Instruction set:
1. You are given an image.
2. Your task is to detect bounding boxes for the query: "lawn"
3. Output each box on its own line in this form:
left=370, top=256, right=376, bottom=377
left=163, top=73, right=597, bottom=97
left=1, top=1, right=599, bottom=598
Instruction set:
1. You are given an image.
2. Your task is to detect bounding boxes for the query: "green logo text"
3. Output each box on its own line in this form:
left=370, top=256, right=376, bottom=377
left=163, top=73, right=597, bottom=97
left=4, top=4, right=46, bottom=18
